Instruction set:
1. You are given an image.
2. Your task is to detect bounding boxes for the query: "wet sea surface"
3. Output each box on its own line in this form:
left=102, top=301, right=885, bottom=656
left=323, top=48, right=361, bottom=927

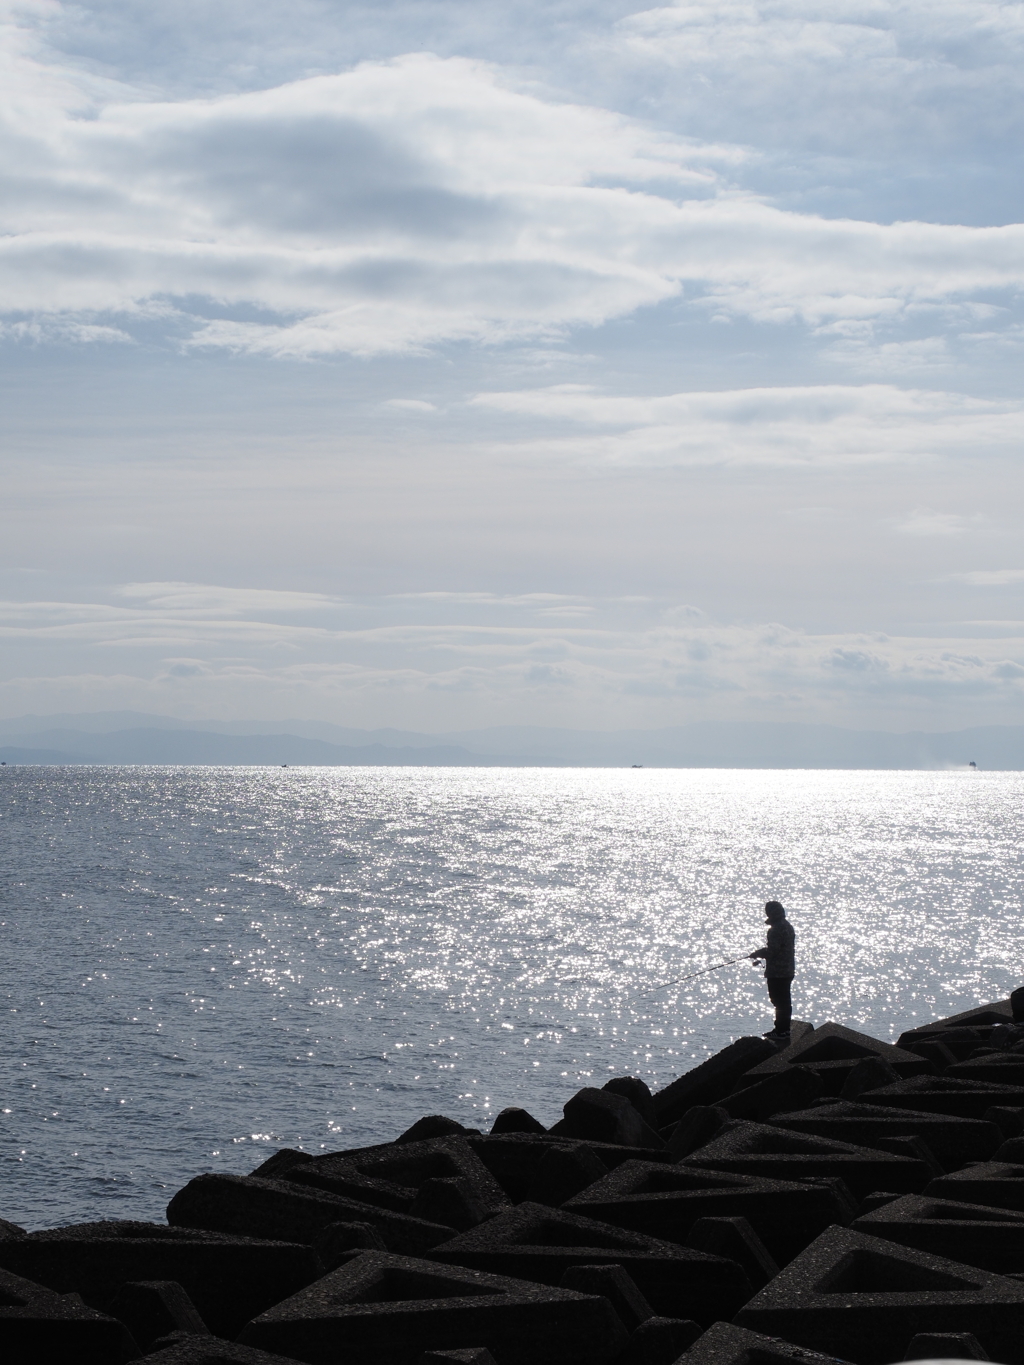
left=1, top=764, right=1021, bottom=1228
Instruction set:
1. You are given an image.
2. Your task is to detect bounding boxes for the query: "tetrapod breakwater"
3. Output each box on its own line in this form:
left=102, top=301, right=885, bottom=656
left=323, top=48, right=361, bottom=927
left=5, top=996, right=1024, bottom=1365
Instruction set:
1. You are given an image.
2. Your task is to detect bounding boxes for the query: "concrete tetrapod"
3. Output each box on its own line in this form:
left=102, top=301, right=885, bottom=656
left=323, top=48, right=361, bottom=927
left=275, top=1136, right=512, bottom=1224
left=146, top=1340, right=324, bottom=1365
left=903, top=1330, right=990, bottom=1359
left=107, top=1280, right=210, bottom=1351
left=0, top=1219, right=322, bottom=1338
left=947, top=1058, right=1024, bottom=1087
left=898, top=1000, right=1015, bottom=1052
left=237, top=1248, right=630, bottom=1365
left=679, top=1119, right=935, bottom=1199
left=765, top=1099, right=1003, bottom=1168
left=850, top=1075, right=1024, bottom=1120
left=676, top=1320, right=853, bottom=1365
left=564, top=1159, right=856, bottom=1265
left=734, top=1225, right=1024, bottom=1365
left=0, top=1263, right=140, bottom=1365
left=652, top=1038, right=781, bottom=1127
left=466, top=1133, right=671, bottom=1205
left=718, top=1067, right=824, bottom=1122
left=734, top=1024, right=933, bottom=1097
left=851, top=1193, right=1024, bottom=1272
left=924, top=1163, right=1024, bottom=1213
left=167, top=1173, right=454, bottom=1253
left=425, top=1200, right=752, bottom=1324
left=551, top=1088, right=667, bottom=1149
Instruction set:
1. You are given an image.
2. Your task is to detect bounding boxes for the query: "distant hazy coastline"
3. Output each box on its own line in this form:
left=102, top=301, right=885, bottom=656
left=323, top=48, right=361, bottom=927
left=0, top=711, right=1019, bottom=768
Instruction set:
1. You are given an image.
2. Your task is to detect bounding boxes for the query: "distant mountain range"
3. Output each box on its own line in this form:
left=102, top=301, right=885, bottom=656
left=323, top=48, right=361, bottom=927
left=0, top=711, right=1020, bottom=767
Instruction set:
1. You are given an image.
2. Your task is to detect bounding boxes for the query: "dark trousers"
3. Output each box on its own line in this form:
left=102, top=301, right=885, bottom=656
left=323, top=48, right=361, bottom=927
left=766, top=977, right=793, bottom=1033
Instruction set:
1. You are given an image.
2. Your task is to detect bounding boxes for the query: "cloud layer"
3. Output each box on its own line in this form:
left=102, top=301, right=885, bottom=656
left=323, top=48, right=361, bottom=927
left=471, top=383, right=1024, bottom=467
left=3, top=11, right=1024, bottom=357
left=1, top=583, right=1021, bottom=729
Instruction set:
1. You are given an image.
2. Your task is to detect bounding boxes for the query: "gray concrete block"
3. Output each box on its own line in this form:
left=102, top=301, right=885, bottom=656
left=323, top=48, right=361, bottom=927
left=852, top=1192, right=1024, bottom=1272
left=667, top=1107, right=730, bottom=1159
left=925, top=1162, right=1024, bottom=1213
left=0, top=1262, right=139, bottom=1364
left=685, top=1216, right=778, bottom=1289
left=676, top=1320, right=851, bottom=1365
left=721, top=1068, right=824, bottom=1122
left=281, top=1136, right=511, bottom=1225
left=679, top=1119, right=935, bottom=1199
left=418, top=1351, right=497, bottom=1365
left=898, top=1002, right=1014, bottom=1050
left=490, top=1109, right=546, bottom=1135
left=314, top=1221, right=387, bottom=1270
left=652, top=1039, right=780, bottom=1126
left=167, top=1173, right=454, bottom=1255
left=766, top=1100, right=1002, bottom=1168
left=564, top=1158, right=855, bottom=1265
left=994, top=1136, right=1024, bottom=1163
left=850, top=1075, right=1024, bottom=1120
left=559, top=1089, right=666, bottom=1150
left=735, top=1225, right=1024, bottom=1364
left=736, top=1024, right=932, bottom=1097
left=948, top=1058, right=1024, bottom=1087
left=410, top=1178, right=493, bottom=1231
left=398, top=1117, right=472, bottom=1143
left=840, top=1056, right=899, bottom=1099
left=425, top=1199, right=751, bottom=1324
left=859, top=1193, right=902, bottom=1213
left=616, top=1315, right=702, bottom=1365
left=559, top=1263, right=654, bottom=1331
left=107, top=1280, right=209, bottom=1350
left=602, top=1079, right=658, bottom=1130
left=904, top=1331, right=989, bottom=1359
left=238, top=1248, right=630, bottom=1365
left=525, top=1144, right=609, bottom=1206
left=0, top=1218, right=320, bottom=1339
left=146, top=1339, right=319, bottom=1364
left=903, top=1040, right=959, bottom=1070
left=985, top=1107, right=1024, bottom=1139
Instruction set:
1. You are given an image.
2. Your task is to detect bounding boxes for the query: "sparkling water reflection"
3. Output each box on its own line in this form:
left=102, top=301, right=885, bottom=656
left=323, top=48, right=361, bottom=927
left=1, top=765, right=1021, bottom=1227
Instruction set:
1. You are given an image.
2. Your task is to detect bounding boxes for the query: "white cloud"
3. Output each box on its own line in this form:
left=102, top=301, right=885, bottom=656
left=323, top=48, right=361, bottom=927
left=951, top=569, right=1024, bottom=585
left=614, top=0, right=1024, bottom=160
left=3, top=14, right=1024, bottom=357
left=892, top=507, right=978, bottom=537
left=470, top=382, right=1024, bottom=467
left=118, top=582, right=347, bottom=614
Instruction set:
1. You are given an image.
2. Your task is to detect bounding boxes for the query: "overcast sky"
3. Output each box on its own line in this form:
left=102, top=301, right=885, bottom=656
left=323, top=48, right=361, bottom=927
left=2, top=0, right=1023, bottom=733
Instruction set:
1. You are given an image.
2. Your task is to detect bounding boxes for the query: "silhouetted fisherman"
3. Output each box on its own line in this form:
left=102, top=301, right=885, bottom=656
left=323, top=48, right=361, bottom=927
left=749, top=901, right=795, bottom=1040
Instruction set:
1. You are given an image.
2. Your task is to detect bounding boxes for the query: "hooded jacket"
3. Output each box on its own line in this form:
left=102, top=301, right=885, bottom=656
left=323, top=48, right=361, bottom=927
left=761, top=917, right=795, bottom=978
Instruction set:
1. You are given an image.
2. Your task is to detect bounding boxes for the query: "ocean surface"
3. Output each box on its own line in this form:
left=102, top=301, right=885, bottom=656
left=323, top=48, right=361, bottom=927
left=1, top=764, right=1021, bottom=1230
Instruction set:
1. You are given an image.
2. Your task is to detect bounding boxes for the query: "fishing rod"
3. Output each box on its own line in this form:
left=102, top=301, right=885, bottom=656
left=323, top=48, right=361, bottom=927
left=629, top=951, right=757, bottom=1003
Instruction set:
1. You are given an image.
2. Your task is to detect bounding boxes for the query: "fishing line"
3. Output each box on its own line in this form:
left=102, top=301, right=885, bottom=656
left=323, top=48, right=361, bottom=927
left=628, top=952, right=757, bottom=1003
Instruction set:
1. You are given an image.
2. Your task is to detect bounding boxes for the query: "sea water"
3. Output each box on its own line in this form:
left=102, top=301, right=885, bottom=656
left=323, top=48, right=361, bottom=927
left=1, top=764, right=1021, bottom=1229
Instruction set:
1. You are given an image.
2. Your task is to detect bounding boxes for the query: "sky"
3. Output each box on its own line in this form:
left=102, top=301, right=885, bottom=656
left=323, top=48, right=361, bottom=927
left=2, top=0, right=1023, bottom=733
